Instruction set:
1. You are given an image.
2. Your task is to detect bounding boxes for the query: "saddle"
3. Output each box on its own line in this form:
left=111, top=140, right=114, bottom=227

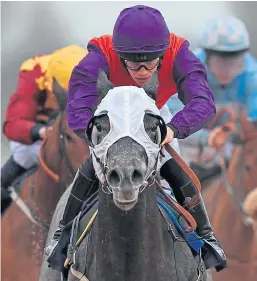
left=1, top=165, right=37, bottom=201
left=59, top=189, right=204, bottom=275
left=9, top=165, right=37, bottom=193
left=1, top=165, right=38, bottom=214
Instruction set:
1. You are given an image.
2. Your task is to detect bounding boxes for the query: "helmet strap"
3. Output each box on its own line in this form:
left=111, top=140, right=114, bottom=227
left=120, top=58, right=130, bottom=74
left=157, top=56, right=163, bottom=70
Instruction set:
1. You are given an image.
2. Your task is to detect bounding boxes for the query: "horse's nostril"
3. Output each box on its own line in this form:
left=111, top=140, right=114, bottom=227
left=108, top=170, right=121, bottom=187
left=131, top=169, right=144, bottom=186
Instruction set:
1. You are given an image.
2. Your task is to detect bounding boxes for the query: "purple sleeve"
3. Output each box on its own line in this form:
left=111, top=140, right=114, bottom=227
left=168, top=41, right=216, bottom=139
left=67, top=43, right=109, bottom=138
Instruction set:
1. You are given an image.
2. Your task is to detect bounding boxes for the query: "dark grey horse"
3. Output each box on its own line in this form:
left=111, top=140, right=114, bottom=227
left=40, top=72, right=210, bottom=281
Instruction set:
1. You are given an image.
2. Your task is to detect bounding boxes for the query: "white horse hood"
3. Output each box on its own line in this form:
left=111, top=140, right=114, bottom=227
left=92, top=86, right=162, bottom=183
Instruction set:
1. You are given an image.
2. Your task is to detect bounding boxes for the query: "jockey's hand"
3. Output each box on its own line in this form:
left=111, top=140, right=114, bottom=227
left=230, top=132, right=242, bottom=145
left=161, top=127, right=174, bottom=152
left=208, top=122, right=235, bottom=150
left=39, top=126, right=53, bottom=139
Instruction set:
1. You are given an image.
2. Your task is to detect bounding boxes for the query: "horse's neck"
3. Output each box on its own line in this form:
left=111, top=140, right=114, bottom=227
left=98, top=186, right=163, bottom=250
left=43, top=131, right=62, bottom=174
left=211, top=146, right=257, bottom=259
left=27, top=132, right=64, bottom=216
left=216, top=182, right=257, bottom=260
left=92, top=186, right=168, bottom=280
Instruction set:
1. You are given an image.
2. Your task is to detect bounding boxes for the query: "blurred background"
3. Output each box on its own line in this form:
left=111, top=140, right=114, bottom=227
left=1, top=1, right=257, bottom=161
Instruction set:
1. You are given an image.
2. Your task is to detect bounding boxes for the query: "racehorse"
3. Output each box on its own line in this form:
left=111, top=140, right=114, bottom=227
left=202, top=108, right=257, bottom=281
left=1, top=81, right=89, bottom=281
left=39, top=71, right=207, bottom=281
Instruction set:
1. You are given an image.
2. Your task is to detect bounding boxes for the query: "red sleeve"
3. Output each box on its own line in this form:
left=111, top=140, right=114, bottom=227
left=3, top=65, right=43, bottom=144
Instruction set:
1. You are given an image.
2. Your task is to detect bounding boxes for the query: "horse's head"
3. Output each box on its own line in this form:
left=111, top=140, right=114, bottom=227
left=234, top=110, right=257, bottom=194
left=41, top=79, right=89, bottom=184
left=243, top=187, right=257, bottom=239
left=87, top=70, right=166, bottom=210
left=219, top=108, right=257, bottom=226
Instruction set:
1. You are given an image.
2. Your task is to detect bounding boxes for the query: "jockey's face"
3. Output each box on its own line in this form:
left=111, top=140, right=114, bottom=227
left=125, top=58, right=159, bottom=86
left=208, top=52, right=245, bottom=85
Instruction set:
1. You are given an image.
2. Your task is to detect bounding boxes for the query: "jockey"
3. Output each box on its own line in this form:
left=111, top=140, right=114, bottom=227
left=1, top=45, right=88, bottom=192
left=169, top=16, right=257, bottom=177
left=46, top=5, right=227, bottom=271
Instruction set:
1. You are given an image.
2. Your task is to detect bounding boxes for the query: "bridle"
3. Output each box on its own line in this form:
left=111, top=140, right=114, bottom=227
left=39, top=112, right=76, bottom=184
left=87, top=112, right=168, bottom=196
left=92, top=149, right=159, bottom=195
left=91, top=134, right=202, bottom=219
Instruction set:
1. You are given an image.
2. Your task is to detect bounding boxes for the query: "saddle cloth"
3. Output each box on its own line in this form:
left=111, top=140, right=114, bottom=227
left=1, top=166, right=37, bottom=202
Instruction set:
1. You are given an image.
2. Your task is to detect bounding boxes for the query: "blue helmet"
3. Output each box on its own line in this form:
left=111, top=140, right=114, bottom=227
left=200, top=16, right=250, bottom=52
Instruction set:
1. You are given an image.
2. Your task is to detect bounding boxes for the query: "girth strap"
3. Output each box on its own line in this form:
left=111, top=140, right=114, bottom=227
left=70, top=265, right=89, bottom=281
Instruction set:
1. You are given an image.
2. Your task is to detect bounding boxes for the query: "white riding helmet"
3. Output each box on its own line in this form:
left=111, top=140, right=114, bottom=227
left=200, top=16, right=250, bottom=52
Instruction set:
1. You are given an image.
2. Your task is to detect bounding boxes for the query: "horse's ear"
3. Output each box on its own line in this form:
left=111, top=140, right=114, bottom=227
left=239, top=109, right=256, bottom=136
left=142, top=71, right=159, bottom=101
left=52, top=77, right=68, bottom=112
left=96, top=69, right=114, bottom=101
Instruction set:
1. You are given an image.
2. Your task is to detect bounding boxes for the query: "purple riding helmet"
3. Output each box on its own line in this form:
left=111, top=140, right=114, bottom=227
left=112, top=5, right=170, bottom=63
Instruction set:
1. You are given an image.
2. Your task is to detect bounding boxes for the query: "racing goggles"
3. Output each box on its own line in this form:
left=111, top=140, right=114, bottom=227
left=124, top=58, right=160, bottom=71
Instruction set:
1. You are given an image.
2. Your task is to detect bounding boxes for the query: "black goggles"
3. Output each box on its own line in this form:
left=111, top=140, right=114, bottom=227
left=124, top=58, right=160, bottom=71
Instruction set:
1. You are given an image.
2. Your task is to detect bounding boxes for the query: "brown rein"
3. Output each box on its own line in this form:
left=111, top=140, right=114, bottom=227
left=39, top=136, right=60, bottom=182
left=165, top=144, right=201, bottom=209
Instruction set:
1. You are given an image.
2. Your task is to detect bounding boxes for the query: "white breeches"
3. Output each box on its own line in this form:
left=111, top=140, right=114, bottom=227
left=10, top=140, right=41, bottom=169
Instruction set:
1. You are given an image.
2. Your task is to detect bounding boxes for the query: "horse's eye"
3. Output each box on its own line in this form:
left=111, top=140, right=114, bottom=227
left=64, top=133, right=73, bottom=142
left=95, top=123, right=102, bottom=132
left=151, top=123, right=158, bottom=132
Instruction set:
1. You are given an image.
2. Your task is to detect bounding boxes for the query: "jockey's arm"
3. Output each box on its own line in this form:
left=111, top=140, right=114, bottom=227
left=159, top=104, right=180, bottom=154
left=3, top=68, right=46, bottom=144
left=245, top=73, right=257, bottom=123
left=166, top=41, right=216, bottom=139
left=182, top=76, right=257, bottom=148
left=167, top=95, right=211, bottom=147
left=67, top=43, right=109, bottom=139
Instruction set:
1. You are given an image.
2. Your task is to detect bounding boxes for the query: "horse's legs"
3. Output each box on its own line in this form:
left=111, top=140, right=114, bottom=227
left=160, top=158, right=227, bottom=271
